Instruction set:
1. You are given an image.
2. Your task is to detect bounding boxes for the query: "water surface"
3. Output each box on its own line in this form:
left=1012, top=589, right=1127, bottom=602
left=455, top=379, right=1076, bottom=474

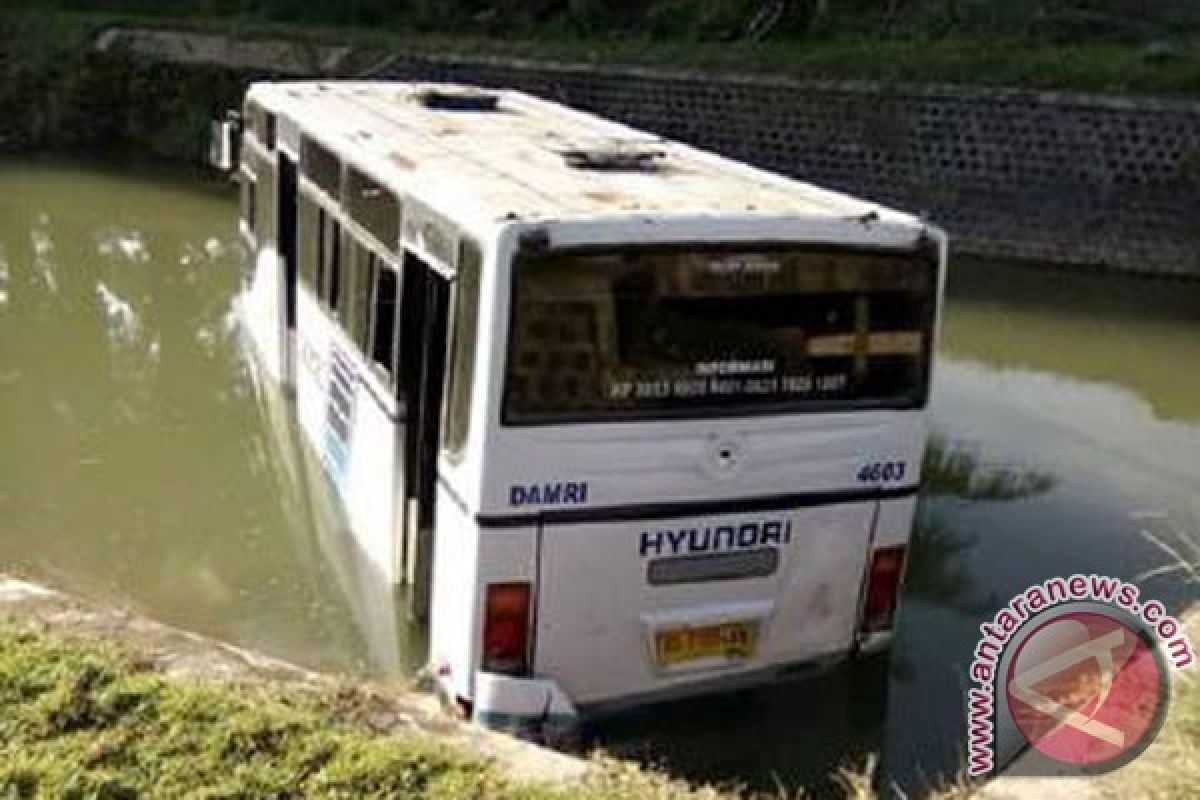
left=0, top=158, right=421, bottom=677
left=1, top=159, right=1197, bottom=796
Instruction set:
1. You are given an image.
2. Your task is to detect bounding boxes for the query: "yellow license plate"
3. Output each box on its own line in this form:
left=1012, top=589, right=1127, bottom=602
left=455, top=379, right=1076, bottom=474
left=654, top=621, right=758, bottom=666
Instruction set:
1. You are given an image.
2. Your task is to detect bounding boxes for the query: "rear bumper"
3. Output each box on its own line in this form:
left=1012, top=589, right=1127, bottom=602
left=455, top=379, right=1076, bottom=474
left=856, top=629, right=893, bottom=657
left=462, top=672, right=579, bottom=740
left=456, top=636, right=892, bottom=737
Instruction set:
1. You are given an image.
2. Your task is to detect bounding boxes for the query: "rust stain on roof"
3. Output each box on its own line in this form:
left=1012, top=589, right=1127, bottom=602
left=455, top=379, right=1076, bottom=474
left=389, top=153, right=417, bottom=171
left=583, top=189, right=623, bottom=206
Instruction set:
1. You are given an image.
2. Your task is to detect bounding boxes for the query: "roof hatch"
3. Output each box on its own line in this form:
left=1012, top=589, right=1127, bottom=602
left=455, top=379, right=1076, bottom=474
left=416, top=87, right=500, bottom=112
left=557, top=139, right=666, bottom=172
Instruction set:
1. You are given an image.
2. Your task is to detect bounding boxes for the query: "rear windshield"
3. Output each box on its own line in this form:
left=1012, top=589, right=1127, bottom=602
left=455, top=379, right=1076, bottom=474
left=503, top=245, right=936, bottom=423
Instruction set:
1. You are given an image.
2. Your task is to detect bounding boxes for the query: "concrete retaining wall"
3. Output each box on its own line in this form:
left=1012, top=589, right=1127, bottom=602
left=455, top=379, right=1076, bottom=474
left=376, top=55, right=1200, bottom=278
left=100, top=28, right=1200, bottom=278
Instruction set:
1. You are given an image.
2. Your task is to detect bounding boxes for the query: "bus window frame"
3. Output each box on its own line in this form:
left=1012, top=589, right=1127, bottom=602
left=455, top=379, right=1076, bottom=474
left=300, top=135, right=340, bottom=198
left=244, top=98, right=276, bottom=151
left=238, top=168, right=257, bottom=241
left=297, top=191, right=321, bottom=288
left=367, top=261, right=402, bottom=389
left=315, top=205, right=327, bottom=295
left=240, top=140, right=278, bottom=246
left=342, top=233, right=375, bottom=347
left=344, top=165, right=401, bottom=249
left=499, top=239, right=940, bottom=427
left=441, top=237, right=483, bottom=462
left=325, top=214, right=343, bottom=313
left=295, top=167, right=406, bottom=402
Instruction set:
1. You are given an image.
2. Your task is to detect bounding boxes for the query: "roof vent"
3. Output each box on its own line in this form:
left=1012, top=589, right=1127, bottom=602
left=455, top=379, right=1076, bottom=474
left=558, top=140, right=666, bottom=172
left=416, top=87, right=500, bottom=112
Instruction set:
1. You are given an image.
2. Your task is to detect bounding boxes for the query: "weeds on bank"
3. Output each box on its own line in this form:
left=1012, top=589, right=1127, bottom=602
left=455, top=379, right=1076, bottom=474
left=0, top=619, right=990, bottom=799
left=4, top=6, right=1200, bottom=96
left=0, top=622, right=728, bottom=799
left=0, top=628, right=482, bottom=797
left=1089, top=618, right=1200, bottom=800
left=1089, top=511, right=1200, bottom=799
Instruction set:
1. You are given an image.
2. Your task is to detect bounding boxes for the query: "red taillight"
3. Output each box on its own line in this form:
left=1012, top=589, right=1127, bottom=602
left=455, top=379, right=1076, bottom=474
left=482, top=582, right=531, bottom=675
left=861, top=546, right=906, bottom=633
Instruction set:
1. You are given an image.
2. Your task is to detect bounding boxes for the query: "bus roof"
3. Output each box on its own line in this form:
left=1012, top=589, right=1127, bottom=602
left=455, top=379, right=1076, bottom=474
left=248, top=81, right=920, bottom=230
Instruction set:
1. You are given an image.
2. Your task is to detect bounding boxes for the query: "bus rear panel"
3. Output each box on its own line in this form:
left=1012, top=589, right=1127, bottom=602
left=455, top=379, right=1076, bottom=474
left=433, top=230, right=942, bottom=731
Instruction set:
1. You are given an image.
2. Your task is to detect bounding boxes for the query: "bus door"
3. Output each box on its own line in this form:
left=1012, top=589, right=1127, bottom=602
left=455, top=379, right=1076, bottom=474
left=398, top=253, right=450, bottom=617
left=276, top=152, right=298, bottom=383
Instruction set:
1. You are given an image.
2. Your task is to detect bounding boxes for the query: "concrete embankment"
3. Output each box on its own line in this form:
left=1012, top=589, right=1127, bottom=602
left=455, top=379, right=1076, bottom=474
left=0, top=574, right=590, bottom=788
left=5, top=22, right=1197, bottom=278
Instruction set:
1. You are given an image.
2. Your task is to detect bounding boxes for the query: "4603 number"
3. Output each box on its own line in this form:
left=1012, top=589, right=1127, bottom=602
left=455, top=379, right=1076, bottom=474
left=857, top=461, right=907, bottom=483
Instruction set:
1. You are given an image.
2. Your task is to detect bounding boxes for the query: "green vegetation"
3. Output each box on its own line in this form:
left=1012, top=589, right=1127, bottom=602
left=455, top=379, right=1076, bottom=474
left=1092, top=615, right=1200, bottom=799
left=0, top=11, right=242, bottom=155
left=0, top=622, right=717, bottom=799
left=20, top=0, right=1200, bottom=44
left=1091, top=523, right=1200, bottom=798
left=4, top=2, right=1200, bottom=95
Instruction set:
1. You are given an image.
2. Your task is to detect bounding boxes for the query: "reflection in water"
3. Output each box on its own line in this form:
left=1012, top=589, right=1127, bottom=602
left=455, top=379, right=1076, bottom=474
left=906, top=436, right=1057, bottom=614
left=0, top=158, right=416, bottom=677
left=243, top=351, right=426, bottom=675
left=906, top=514, right=979, bottom=611
left=922, top=434, right=1056, bottom=503
left=588, top=653, right=890, bottom=798
left=1, top=163, right=1198, bottom=797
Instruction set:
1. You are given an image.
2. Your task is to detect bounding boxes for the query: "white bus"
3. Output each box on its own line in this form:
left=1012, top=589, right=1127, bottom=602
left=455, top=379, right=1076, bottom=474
left=227, top=81, right=948, bottom=737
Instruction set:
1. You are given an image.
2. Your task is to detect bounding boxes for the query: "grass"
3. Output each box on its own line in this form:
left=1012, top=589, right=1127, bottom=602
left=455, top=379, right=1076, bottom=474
left=7, top=7, right=1200, bottom=96
left=1091, top=617, right=1200, bottom=799
left=0, top=621, right=720, bottom=800
left=1091, top=515, right=1200, bottom=798
left=0, top=611, right=991, bottom=799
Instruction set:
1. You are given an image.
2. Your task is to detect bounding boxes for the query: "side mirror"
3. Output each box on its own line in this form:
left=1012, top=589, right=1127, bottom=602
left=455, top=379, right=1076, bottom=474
left=207, top=112, right=241, bottom=172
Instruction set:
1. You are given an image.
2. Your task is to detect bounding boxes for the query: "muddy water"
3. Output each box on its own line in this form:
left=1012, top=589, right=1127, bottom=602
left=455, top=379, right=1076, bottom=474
left=596, top=261, right=1200, bottom=795
left=2, top=159, right=1198, bottom=795
left=0, top=157, right=422, bottom=677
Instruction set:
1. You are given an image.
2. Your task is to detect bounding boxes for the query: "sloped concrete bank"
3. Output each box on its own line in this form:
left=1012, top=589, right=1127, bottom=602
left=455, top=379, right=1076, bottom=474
left=0, top=574, right=590, bottom=786
left=78, top=26, right=1200, bottom=279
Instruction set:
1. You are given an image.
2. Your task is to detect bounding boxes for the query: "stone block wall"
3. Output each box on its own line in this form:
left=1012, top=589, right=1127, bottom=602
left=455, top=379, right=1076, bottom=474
left=376, top=55, right=1200, bottom=277
left=98, top=28, right=1200, bottom=277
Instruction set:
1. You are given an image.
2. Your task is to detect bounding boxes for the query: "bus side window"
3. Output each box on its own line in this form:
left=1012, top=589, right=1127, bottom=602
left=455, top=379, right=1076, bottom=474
left=350, top=243, right=374, bottom=350
left=314, top=207, right=327, bottom=297
left=240, top=174, right=257, bottom=234
left=370, top=265, right=399, bottom=384
left=345, top=167, right=399, bottom=252
left=442, top=238, right=482, bottom=459
left=324, top=216, right=341, bottom=311
left=297, top=194, right=319, bottom=287
left=255, top=152, right=277, bottom=245
left=337, top=232, right=357, bottom=333
left=245, top=100, right=276, bottom=151
left=301, top=136, right=339, bottom=197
